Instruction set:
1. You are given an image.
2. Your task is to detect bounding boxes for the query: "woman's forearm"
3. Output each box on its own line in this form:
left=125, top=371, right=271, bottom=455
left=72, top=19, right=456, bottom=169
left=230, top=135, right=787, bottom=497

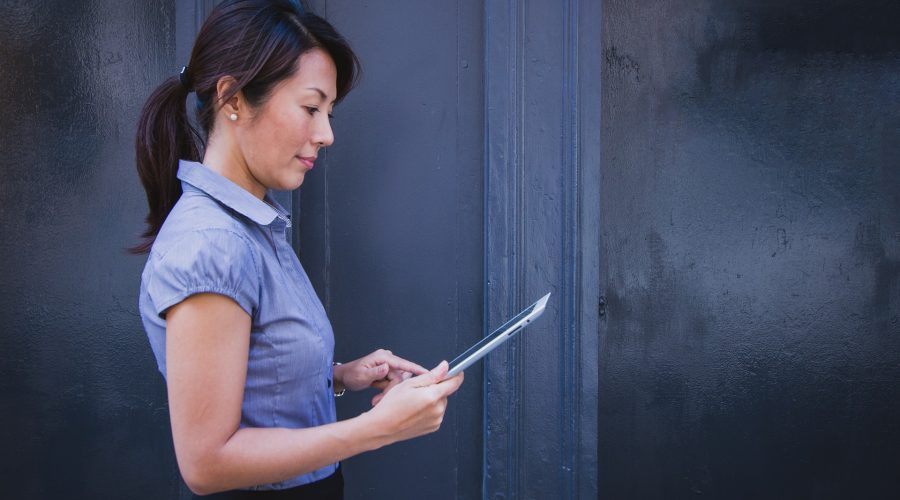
left=182, top=412, right=390, bottom=495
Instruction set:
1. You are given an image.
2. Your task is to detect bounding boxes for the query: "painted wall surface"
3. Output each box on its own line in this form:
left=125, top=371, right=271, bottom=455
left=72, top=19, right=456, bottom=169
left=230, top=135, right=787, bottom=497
left=0, top=0, right=601, bottom=498
left=0, top=1, right=187, bottom=498
left=297, top=1, right=486, bottom=499
left=480, top=0, right=601, bottom=498
left=0, top=1, right=488, bottom=497
left=601, top=0, right=900, bottom=497
left=300, top=1, right=601, bottom=498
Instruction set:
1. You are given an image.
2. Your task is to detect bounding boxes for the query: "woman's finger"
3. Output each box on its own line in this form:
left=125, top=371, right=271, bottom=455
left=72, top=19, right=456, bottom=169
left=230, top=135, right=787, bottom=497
left=435, top=371, right=464, bottom=398
left=411, top=361, right=448, bottom=388
left=372, top=351, right=427, bottom=375
left=371, top=368, right=407, bottom=389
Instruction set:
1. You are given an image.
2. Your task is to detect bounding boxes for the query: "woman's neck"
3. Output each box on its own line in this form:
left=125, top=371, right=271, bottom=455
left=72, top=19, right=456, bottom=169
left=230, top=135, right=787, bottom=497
left=202, top=135, right=266, bottom=200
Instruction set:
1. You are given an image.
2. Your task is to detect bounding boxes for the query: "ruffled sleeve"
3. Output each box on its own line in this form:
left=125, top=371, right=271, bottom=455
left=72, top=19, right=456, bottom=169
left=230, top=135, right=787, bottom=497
left=146, top=228, right=260, bottom=318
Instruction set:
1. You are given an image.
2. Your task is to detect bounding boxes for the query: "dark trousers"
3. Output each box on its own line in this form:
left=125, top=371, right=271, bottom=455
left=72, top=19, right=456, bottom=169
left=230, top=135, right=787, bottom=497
left=194, top=466, right=343, bottom=500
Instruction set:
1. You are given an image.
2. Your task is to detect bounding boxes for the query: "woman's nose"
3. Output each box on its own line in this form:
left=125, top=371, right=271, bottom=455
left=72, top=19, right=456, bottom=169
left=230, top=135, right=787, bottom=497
left=313, top=115, right=334, bottom=147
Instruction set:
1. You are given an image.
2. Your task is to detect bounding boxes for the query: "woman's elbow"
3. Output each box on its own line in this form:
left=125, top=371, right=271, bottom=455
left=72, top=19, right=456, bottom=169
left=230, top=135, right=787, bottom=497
left=181, top=467, right=214, bottom=495
left=178, top=455, right=225, bottom=496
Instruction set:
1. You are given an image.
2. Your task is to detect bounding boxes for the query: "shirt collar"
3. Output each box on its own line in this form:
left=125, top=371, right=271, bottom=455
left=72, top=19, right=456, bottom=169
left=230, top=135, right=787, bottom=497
left=177, top=160, right=288, bottom=227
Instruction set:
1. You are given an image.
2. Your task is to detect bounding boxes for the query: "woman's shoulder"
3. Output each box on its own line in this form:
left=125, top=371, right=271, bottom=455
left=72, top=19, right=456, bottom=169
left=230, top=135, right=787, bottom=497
left=151, top=191, right=261, bottom=262
left=140, top=192, right=263, bottom=320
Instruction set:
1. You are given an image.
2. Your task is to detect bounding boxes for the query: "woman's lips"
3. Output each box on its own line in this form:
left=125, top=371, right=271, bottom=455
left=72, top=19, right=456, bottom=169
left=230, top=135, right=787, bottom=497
left=298, top=156, right=316, bottom=169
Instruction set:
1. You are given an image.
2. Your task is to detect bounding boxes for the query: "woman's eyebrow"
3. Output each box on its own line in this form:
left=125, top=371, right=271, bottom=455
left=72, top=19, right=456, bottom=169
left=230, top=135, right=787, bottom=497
left=306, top=87, right=336, bottom=104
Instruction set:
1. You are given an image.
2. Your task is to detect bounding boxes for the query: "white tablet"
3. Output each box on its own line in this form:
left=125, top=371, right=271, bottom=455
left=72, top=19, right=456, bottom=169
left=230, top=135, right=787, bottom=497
left=447, top=292, right=551, bottom=377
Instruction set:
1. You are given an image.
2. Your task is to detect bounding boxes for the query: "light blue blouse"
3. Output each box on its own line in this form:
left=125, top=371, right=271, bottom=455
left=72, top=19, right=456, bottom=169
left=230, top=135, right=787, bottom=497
left=139, top=160, right=337, bottom=490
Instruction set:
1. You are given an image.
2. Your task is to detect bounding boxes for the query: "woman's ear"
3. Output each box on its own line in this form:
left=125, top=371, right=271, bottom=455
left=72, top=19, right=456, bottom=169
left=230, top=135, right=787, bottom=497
left=215, top=76, right=243, bottom=116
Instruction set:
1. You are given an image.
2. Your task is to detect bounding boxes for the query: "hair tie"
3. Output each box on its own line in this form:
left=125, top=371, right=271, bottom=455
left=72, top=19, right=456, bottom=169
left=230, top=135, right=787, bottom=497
left=179, top=66, right=192, bottom=91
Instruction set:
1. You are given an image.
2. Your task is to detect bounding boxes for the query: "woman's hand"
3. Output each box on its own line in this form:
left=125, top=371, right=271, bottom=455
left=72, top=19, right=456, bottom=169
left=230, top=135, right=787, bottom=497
left=369, top=369, right=410, bottom=406
left=333, top=349, right=427, bottom=396
left=363, top=361, right=464, bottom=444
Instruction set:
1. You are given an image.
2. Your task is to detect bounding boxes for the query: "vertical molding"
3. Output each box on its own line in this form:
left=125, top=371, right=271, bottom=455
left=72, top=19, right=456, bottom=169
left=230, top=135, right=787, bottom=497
left=576, top=0, right=600, bottom=496
left=559, top=0, right=580, bottom=497
left=483, top=0, right=525, bottom=498
left=483, top=0, right=527, bottom=496
left=484, top=0, right=598, bottom=498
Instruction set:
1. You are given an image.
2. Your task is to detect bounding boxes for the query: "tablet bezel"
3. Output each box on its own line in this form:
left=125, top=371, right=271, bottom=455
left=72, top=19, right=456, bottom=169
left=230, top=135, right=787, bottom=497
left=447, top=292, right=551, bottom=377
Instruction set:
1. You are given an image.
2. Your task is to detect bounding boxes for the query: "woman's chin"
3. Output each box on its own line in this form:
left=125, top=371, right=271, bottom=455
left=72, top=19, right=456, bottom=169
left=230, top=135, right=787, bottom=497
left=280, top=173, right=306, bottom=191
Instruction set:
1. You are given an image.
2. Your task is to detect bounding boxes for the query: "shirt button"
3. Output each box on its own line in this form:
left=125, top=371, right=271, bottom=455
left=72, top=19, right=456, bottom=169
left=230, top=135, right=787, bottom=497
left=326, top=378, right=332, bottom=388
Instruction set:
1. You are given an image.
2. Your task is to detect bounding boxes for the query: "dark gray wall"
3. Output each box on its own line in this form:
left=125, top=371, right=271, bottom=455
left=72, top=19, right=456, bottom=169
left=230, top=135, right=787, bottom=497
left=481, top=0, right=600, bottom=498
left=299, top=1, right=601, bottom=499
left=297, top=1, right=486, bottom=499
left=0, top=1, right=186, bottom=498
left=601, top=0, right=900, bottom=498
left=3, top=1, right=601, bottom=498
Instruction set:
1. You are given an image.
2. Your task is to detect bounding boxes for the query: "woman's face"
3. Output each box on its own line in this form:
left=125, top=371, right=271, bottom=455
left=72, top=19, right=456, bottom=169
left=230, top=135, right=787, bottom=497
left=236, top=48, right=337, bottom=193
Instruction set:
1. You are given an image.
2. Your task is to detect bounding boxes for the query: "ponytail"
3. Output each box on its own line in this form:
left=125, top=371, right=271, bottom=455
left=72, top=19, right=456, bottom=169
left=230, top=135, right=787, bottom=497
left=130, top=75, right=201, bottom=254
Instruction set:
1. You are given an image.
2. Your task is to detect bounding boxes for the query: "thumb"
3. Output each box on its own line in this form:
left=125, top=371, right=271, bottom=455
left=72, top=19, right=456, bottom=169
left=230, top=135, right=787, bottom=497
left=414, top=361, right=448, bottom=387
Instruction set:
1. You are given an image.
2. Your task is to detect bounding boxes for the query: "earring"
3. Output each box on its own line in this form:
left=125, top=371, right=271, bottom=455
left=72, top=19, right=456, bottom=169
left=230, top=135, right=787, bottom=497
left=229, top=113, right=238, bottom=121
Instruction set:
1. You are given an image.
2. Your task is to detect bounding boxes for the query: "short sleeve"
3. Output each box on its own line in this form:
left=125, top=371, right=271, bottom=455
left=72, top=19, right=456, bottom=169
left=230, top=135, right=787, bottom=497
left=147, top=229, right=260, bottom=318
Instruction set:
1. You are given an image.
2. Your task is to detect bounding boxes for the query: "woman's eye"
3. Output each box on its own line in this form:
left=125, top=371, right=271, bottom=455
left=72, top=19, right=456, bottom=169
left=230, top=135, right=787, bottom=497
left=305, top=107, right=334, bottom=120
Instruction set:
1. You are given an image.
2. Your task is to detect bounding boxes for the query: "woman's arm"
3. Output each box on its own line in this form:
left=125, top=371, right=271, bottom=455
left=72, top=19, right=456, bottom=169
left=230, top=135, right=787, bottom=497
left=166, top=293, right=462, bottom=495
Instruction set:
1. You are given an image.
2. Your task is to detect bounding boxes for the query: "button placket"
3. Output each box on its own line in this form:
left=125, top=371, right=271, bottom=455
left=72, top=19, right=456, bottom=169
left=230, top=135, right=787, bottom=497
left=270, top=222, right=332, bottom=380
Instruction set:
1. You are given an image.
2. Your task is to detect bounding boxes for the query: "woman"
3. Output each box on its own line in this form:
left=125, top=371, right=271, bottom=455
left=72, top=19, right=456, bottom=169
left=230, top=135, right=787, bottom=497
left=133, top=1, right=464, bottom=497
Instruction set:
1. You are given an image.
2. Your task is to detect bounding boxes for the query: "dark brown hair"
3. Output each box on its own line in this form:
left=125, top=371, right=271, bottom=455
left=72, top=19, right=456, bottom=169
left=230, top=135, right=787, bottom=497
left=131, top=0, right=360, bottom=253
